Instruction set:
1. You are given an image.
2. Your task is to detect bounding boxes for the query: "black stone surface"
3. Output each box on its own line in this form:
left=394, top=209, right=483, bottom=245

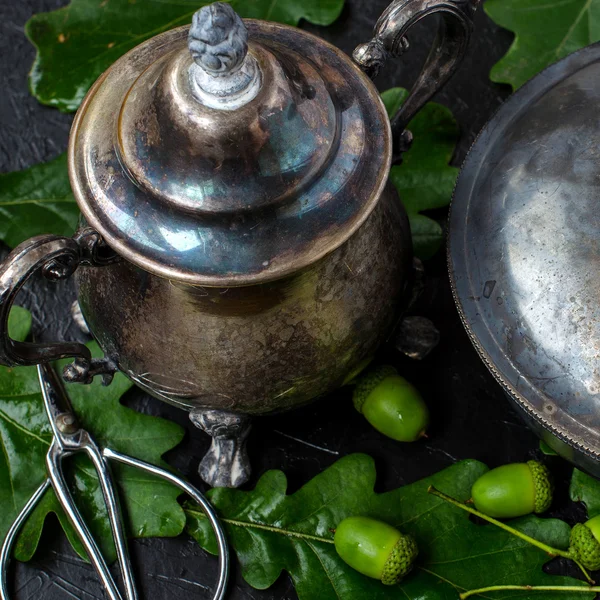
left=0, top=1, right=591, bottom=599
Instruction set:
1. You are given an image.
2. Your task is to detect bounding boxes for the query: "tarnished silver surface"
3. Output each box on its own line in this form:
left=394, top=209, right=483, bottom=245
left=75, top=183, right=411, bottom=415
left=353, top=0, right=478, bottom=151
left=449, top=43, right=600, bottom=471
left=71, top=300, right=90, bottom=335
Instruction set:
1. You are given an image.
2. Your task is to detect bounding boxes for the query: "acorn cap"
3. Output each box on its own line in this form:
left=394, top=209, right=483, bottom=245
left=352, top=365, right=397, bottom=413
left=381, top=533, right=418, bottom=585
left=570, top=523, right=600, bottom=570
left=527, top=460, right=553, bottom=514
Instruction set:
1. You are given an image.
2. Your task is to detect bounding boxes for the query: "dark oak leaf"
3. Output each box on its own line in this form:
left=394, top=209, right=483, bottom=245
left=26, top=0, right=345, bottom=112
left=382, top=88, right=459, bottom=260
left=0, top=153, right=77, bottom=248
left=485, top=0, right=600, bottom=90
left=187, top=454, right=589, bottom=600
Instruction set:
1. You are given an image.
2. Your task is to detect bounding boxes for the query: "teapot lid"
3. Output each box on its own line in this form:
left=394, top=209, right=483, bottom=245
left=69, top=3, right=391, bottom=286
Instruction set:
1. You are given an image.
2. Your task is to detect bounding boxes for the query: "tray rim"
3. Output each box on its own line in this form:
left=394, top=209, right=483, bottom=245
left=447, top=41, right=600, bottom=463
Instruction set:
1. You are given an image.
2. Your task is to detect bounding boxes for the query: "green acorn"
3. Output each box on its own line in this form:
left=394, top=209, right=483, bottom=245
left=471, top=460, right=553, bottom=519
left=352, top=366, right=429, bottom=442
left=570, top=515, right=600, bottom=570
left=334, top=516, right=418, bottom=585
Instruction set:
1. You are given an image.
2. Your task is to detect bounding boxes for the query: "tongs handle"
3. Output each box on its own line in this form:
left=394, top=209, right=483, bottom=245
left=0, top=452, right=230, bottom=600
left=0, top=365, right=229, bottom=600
left=47, top=438, right=134, bottom=600
left=0, top=479, right=50, bottom=600
left=104, top=448, right=229, bottom=600
left=0, top=472, right=127, bottom=600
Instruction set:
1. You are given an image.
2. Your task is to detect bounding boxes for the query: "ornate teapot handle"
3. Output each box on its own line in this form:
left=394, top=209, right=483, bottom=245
left=0, top=229, right=116, bottom=370
left=353, top=0, right=479, bottom=154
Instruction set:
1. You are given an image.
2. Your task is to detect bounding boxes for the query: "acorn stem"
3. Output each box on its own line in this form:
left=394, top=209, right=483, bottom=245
left=572, top=559, right=595, bottom=585
left=427, top=487, right=594, bottom=584
left=459, top=584, right=600, bottom=599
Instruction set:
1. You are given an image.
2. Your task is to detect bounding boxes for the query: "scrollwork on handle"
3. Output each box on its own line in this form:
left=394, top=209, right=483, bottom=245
left=63, top=355, right=119, bottom=386
left=0, top=229, right=117, bottom=370
left=354, top=0, right=479, bottom=157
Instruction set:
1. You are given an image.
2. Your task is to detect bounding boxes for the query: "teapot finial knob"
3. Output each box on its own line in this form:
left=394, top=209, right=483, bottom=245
left=188, top=3, right=248, bottom=74
left=188, top=2, right=261, bottom=109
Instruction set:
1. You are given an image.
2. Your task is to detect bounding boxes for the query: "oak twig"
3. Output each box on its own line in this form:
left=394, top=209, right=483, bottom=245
left=427, top=486, right=594, bottom=585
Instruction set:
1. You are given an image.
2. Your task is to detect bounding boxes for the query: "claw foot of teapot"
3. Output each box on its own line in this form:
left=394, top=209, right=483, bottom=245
left=189, top=408, right=252, bottom=488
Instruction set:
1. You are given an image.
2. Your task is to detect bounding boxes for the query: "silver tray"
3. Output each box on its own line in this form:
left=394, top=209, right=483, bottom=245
left=449, top=43, right=600, bottom=473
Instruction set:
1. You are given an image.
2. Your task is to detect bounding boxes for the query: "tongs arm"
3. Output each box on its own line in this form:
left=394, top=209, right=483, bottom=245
left=47, top=437, right=133, bottom=600
left=104, top=448, right=229, bottom=600
left=0, top=479, right=50, bottom=600
left=102, top=448, right=229, bottom=600
left=42, top=358, right=135, bottom=600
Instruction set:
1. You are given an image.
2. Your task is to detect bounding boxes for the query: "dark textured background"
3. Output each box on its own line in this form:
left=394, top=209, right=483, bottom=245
left=0, top=1, right=590, bottom=599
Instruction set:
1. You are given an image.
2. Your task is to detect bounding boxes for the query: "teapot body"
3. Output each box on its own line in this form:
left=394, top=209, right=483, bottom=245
left=75, top=182, right=410, bottom=414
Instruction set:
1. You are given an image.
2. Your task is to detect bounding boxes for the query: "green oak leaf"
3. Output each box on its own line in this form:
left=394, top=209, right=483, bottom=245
left=539, top=440, right=559, bottom=456
left=26, top=0, right=345, bottom=113
left=7, top=306, right=33, bottom=343
left=382, top=88, right=459, bottom=260
left=570, top=469, right=600, bottom=519
left=186, top=454, right=589, bottom=600
left=485, top=0, right=600, bottom=90
left=0, top=153, right=78, bottom=248
left=0, top=311, right=186, bottom=563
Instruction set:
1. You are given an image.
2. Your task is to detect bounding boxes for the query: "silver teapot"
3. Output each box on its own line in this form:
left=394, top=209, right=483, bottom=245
left=0, top=0, right=477, bottom=487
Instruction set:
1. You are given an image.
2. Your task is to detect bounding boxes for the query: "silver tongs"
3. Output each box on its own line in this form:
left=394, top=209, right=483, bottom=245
left=0, top=362, right=229, bottom=600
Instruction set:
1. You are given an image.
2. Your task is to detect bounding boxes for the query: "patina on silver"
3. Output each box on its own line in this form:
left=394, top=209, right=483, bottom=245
left=449, top=43, right=600, bottom=476
left=354, top=0, right=478, bottom=153
left=0, top=0, right=479, bottom=488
